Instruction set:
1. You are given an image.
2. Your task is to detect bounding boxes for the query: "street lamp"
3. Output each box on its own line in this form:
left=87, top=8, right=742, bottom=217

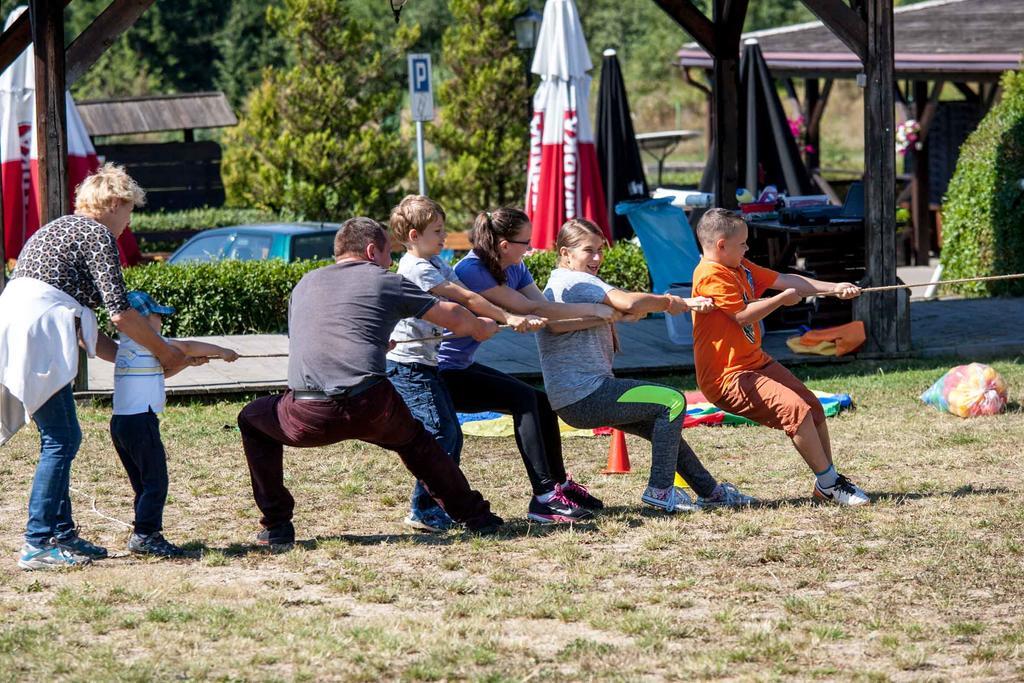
left=513, top=6, right=542, bottom=123
left=390, top=0, right=409, bottom=23
left=513, top=7, right=543, bottom=51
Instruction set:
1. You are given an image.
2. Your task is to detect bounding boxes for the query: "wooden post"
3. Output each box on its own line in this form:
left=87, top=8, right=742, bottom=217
left=30, top=1, right=84, bottom=388
left=30, top=0, right=69, bottom=225
left=710, top=0, right=744, bottom=209
left=911, top=80, right=931, bottom=266
left=803, top=79, right=820, bottom=171
left=860, top=0, right=908, bottom=353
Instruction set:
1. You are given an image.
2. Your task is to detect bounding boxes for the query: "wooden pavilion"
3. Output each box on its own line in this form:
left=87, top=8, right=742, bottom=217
left=675, top=0, right=1024, bottom=268
left=652, top=0, right=907, bottom=354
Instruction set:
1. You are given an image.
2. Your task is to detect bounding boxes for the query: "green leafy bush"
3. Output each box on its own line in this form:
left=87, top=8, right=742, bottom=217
left=131, top=207, right=283, bottom=232
left=525, top=242, right=651, bottom=292
left=941, top=69, right=1024, bottom=296
left=101, top=259, right=328, bottom=337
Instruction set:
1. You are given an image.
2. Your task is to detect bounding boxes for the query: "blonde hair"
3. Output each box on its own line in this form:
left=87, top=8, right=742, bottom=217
left=389, top=194, right=447, bottom=244
left=555, top=218, right=606, bottom=266
left=74, top=163, right=146, bottom=216
left=695, top=208, right=745, bottom=249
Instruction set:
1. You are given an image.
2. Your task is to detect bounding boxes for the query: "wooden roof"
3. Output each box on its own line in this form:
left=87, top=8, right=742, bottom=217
left=677, top=0, right=1024, bottom=80
left=76, top=91, right=237, bottom=137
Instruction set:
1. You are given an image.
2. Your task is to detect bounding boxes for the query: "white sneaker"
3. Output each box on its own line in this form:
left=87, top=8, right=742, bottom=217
left=641, top=485, right=699, bottom=513
left=695, top=482, right=758, bottom=509
left=813, top=474, right=870, bottom=506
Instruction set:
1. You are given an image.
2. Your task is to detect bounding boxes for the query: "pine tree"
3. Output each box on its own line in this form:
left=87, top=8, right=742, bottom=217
left=214, top=0, right=287, bottom=109
left=427, top=0, right=531, bottom=227
left=222, top=0, right=417, bottom=221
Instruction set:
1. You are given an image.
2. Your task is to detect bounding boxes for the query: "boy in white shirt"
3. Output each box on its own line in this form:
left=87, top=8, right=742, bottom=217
left=385, top=195, right=544, bottom=531
left=111, top=290, right=238, bottom=556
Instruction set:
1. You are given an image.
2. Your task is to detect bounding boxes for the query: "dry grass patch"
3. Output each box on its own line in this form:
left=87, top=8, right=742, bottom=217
left=0, top=357, right=1022, bottom=680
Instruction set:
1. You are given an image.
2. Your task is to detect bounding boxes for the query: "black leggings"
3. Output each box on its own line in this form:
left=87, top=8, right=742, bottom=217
left=441, top=363, right=565, bottom=495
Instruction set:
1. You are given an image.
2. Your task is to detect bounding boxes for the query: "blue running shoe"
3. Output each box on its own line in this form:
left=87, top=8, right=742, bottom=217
left=18, top=542, right=91, bottom=570
left=404, top=506, right=454, bottom=533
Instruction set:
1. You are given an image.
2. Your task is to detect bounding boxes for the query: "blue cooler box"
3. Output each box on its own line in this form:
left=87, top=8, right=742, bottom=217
left=664, top=284, right=693, bottom=345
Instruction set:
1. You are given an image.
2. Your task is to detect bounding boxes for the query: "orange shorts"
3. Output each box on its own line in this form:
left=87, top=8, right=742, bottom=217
left=714, top=361, right=826, bottom=437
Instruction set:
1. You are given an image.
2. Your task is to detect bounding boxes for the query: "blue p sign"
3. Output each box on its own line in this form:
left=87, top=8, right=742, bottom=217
left=412, top=57, right=430, bottom=93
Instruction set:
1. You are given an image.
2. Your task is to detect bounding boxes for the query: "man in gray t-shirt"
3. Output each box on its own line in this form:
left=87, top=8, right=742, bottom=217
left=536, top=268, right=616, bottom=410
left=288, top=259, right=438, bottom=395
left=238, top=218, right=502, bottom=546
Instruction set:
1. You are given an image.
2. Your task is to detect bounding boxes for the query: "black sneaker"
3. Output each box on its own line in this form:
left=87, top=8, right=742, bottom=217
left=128, top=532, right=185, bottom=558
left=560, top=474, right=604, bottom=510
left=256, top=520, right=295, bottom=549
left=527, top=486, right=594, bottom=524
left=464, top=512, right=504, bottom=535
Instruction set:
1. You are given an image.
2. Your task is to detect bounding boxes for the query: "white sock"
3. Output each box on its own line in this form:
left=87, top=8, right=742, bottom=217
left=815, top=465, right=839, bottom=489
left=537, top=490, right=556, bottom=503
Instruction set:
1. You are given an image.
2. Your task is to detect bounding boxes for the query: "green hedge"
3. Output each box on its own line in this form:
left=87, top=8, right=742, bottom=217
left=102, top=259, right=328, bottom=337
left=104, top=241, right=653, bottom=337
left=941, top=69, right=1024, bottom=297
left=131, top=207, right=283, bottom=233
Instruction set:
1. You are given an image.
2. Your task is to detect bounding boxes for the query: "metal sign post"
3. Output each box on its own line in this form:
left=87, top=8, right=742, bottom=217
left=407, top=53, right=434, bottom=196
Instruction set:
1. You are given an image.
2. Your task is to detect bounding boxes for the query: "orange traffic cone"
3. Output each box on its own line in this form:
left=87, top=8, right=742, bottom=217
left=602, top=429, right=631, bottom=474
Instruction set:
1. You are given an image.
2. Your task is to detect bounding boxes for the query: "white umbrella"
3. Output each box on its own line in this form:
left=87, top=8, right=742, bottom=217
left=524, top=0, right=609, bottom=250
left=0, top=5, right=138, bottom=264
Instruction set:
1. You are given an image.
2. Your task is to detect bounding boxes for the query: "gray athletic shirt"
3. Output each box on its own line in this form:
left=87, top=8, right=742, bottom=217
left=287, top=260, right=437, bottom=395
left=536, top=268, right=615, bottom=410
left=386, top=253, right=465, bottom=366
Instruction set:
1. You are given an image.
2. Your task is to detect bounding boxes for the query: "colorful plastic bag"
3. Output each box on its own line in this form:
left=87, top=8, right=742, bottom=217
left=920, top=363, right=1008, bottom=418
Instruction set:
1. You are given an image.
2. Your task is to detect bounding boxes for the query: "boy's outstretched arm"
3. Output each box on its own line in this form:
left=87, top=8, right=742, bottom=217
left=771, top=273, right=861, bottom=299
left=732, top=289, right=803, bottom=326
left=167, top=339, right=238, bottom=362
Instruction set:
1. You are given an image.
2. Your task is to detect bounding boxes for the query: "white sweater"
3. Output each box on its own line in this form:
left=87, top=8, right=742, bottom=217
left=0, top=277, right=97, bottom=445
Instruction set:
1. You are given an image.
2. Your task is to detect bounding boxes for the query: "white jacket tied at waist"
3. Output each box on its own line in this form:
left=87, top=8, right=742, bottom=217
left=0, top=277, right=98, bottom=445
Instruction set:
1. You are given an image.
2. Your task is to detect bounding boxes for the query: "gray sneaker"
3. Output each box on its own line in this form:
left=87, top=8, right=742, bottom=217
left=54, top=530, right=107, bottom=559
left=18, top=541, right=92, bottom=571
left=696, top=482, right=758, bottom=509
left=641, top=485, right=699, bottom=513
left=128, top=532, right=185, bottom=558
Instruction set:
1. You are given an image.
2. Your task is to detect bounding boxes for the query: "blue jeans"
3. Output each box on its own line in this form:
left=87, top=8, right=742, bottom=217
left=110, top=410, right=169, bottom=535
left=25, top=384, right=82, bottom=546
left=386, top=360, right=462, bottom=515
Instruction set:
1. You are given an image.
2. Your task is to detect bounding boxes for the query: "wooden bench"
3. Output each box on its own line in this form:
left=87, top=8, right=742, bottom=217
left=445, top=230, right=472, bottom=251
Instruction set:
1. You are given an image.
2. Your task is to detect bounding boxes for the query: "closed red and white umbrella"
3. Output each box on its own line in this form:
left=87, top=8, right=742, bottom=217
left=0, top=6, right=140, bottom=265
left=524, top=0, right=609, bottom=250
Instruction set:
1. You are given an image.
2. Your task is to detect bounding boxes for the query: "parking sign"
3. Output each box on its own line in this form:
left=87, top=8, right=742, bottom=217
left=408, top=53, right=434, bottom=121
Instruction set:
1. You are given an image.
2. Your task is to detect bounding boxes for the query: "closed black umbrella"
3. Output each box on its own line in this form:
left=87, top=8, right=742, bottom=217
left=597, top=48, right=649, bottom=240
left=701, top=39, right=815, bottom=198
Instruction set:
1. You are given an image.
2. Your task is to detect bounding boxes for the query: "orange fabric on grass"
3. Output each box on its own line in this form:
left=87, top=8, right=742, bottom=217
left=692, top=257, right=779, bottom=402
left=796, top=321, right=866, bottom=357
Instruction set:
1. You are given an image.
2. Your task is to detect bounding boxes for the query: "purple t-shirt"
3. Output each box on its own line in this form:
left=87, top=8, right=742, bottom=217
left=437, top=250, right=534, bottom=370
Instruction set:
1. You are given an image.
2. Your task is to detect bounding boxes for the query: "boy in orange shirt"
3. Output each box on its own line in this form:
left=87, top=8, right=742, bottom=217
left=691, top=209, right=870, bottom=506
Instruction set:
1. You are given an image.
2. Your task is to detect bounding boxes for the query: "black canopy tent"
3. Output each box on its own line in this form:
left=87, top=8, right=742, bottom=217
left=700, top=39, right=816, bottom=200
left=597, top=48, right=649, bottom=240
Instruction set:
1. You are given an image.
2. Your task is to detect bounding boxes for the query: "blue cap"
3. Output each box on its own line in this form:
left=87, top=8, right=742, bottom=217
left=126, top=290, right=175, bottom=317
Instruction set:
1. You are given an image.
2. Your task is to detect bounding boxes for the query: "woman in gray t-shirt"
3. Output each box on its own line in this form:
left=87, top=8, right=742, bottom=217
left=537, top=219, right=756, bottom=513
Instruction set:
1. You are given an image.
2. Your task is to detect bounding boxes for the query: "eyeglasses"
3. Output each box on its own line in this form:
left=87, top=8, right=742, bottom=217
left=504, top=238, right=531, bottom=246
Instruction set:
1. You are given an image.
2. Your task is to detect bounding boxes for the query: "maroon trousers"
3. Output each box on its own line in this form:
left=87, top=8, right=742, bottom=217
left=237, top=381, right=496, bottom=531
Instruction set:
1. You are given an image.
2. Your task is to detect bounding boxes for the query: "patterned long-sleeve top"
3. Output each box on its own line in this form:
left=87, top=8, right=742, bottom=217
left=11, top=214, right=130, bottom=316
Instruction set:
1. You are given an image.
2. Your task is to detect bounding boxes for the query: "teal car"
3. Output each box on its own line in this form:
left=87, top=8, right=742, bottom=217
left=167, top=223, right=340, bottom=265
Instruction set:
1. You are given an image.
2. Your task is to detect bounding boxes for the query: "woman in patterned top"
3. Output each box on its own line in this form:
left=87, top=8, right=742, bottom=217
left=6, top=164, right=192, bottom=570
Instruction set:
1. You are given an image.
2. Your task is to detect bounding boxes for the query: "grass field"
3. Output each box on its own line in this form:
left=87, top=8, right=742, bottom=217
left=1, top=357, right=1022, bottom=681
